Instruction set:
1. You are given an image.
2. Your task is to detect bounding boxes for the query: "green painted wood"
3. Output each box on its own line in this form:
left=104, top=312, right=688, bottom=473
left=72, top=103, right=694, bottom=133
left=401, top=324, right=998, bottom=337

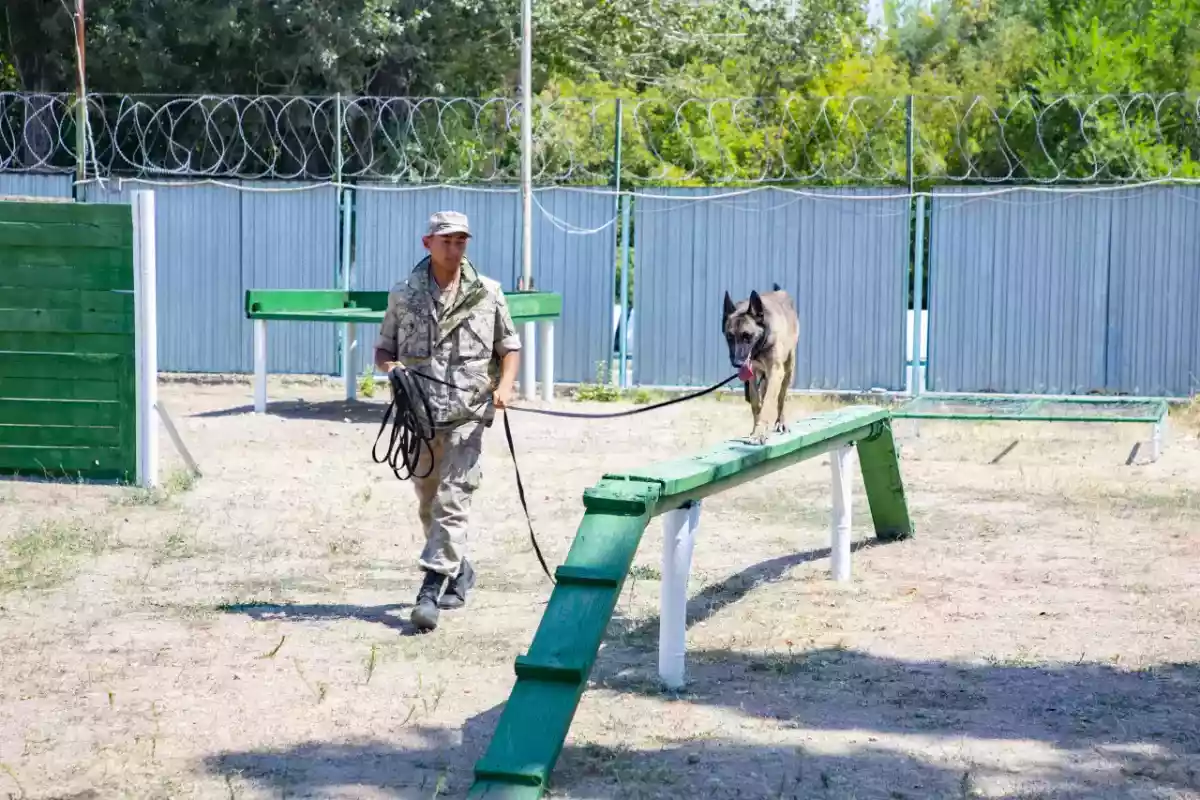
left=116, top=353, right=136, bottom=483
left=0, top=257, right=135, bottom=288
left=244, top=288, right=564, bottom=323
left=469, top=504, right=655, bottom=798
left=0, top=200, right=131, bottom=227
left=0, top=288, right=132, bottom=313
left=0, top=198, right=137, bottom=483
left=0, top=445, right=127, bottom=478
left=0, top=332, right=132, bottom=356
left=0, top=378, right=121, bottom=401
left=0, top=221, right=131, bottom=249
left=468, top=408, right=915, bottom=799
left=855, top=419, right=915, bottom=541
left=605, top=406, right=888, bottom=498
left=0, top=425, right=121, bottom=448
left=0, top=399, right=123, bottom=427
left=0, top=309, right=134, bottom=335
left=0, top=352, right=123, bottom=380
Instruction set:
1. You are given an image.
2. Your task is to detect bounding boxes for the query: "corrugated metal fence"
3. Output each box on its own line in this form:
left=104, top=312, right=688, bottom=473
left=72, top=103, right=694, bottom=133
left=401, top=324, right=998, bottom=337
left=927, top=186, right=1200, bottom=397
left=63, top=179, right=616, bottom=384
left=633, top=187, right=912, bottom=391
left=5, top=174, right=1199, bottom=397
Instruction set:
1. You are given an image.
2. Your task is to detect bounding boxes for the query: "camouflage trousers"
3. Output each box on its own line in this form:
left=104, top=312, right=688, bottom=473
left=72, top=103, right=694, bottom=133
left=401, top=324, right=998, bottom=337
left=412, top=420, right=485, bottom=578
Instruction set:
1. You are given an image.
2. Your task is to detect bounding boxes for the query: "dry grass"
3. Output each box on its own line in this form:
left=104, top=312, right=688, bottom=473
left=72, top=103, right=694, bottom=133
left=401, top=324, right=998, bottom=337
left=0, top=376, right=1198, bottom=799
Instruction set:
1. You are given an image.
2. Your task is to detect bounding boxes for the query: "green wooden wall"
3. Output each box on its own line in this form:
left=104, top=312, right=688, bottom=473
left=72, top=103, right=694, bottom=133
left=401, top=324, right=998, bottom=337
left=0, top=198, right=138, bottom=482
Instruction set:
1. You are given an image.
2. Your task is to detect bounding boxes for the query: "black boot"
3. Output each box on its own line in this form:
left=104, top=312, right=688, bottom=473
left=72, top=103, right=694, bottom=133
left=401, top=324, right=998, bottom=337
left=438, top=559, right=476, bottom=610
left=410, top=569, right=446, bottom=632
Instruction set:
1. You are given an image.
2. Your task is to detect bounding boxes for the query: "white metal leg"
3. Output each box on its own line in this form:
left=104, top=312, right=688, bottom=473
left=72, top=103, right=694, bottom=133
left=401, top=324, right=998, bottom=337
left=539, top=320, right=554, bottom=402
left=830, top=444, right=854, bottom=583
left=521, top=320, right=537, bottom=402
left=1150, top=418, right=1165, bottom=462
left=343, top=322, right=357, bottom=402
left=132, top=191, right=159, bottom=488
left=659, top=500, right=701, bottom=690
left=253, top=319, right=267, bottom=413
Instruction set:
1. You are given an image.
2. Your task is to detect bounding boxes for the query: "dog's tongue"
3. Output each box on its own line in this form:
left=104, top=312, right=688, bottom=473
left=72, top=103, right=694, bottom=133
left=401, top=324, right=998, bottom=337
left=738, top=363, right=755, bottom=382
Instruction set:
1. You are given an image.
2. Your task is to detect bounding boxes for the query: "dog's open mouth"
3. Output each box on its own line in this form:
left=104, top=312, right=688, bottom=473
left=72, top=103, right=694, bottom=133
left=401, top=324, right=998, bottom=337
left=737, top=362, right=755, bottom=382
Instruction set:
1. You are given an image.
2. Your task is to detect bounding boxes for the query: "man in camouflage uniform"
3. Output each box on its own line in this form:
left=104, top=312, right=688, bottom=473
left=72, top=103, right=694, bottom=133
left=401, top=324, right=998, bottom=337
left=374, top=210, right=522, bottom=632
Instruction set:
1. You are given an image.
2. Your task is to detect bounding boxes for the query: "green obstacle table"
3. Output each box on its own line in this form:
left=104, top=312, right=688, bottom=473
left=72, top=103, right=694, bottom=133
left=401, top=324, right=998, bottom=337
left=243, top=289, right=563, bottom=412
left=467, top=404, right=914, bottom=798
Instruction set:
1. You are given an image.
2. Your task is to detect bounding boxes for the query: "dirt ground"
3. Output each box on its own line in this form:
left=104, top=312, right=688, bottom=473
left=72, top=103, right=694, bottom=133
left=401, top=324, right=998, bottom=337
left=1, top=374, right=1198, bottom=800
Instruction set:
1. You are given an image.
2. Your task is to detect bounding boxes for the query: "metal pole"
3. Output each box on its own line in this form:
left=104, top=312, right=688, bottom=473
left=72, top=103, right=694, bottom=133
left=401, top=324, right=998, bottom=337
left=520, top=0, right=533, bottom=288
left=912, top=194, right=926, bottom=395
left=74, top=0, right=87, bottom=187
left=617, top=194, right=631, bottom=389
left=611, top=98, right=623, bottom=385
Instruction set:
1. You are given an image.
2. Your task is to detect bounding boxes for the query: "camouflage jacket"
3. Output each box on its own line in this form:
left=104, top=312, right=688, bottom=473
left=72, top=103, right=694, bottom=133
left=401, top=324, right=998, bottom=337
left=374, top=256, right=522, bottom=428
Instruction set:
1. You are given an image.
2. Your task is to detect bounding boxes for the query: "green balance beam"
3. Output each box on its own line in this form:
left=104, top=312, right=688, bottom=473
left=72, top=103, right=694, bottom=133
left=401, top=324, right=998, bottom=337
left=467, top=405, right=913, bottom=798
left=243, top=289, right=563, bottom=324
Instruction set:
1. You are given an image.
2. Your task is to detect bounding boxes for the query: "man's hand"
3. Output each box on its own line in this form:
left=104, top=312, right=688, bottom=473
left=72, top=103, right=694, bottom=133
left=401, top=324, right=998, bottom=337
left=492, top=383, right=513, bottom=409
left=493, top=350, right=520, bottom=410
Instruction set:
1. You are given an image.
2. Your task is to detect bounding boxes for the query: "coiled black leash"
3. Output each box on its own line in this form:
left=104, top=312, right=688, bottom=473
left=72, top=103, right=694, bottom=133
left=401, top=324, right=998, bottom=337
left=372, top=365, right=740, bottom=584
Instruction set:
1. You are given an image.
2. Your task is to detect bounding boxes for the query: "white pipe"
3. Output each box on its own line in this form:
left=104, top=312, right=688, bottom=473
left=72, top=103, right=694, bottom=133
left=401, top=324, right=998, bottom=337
left=830, top=444, right=853, bottom=582
left=254, top=319, right=267, bottom=413
left=659, top=500, right=701, bottom=690
left=344, top=322, right=357, bottom=402
left=521, top=321, right=537, bottom=402
left=132, top=190, right=159, bottom=488
left=539, top=320, right=554, bottom=402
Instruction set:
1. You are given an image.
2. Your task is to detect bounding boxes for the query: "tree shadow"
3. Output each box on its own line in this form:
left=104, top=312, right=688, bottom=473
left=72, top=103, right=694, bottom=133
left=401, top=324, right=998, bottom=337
left=202, top=711, right=1188, bottom=799
left=218, top=600, right=423, bottom=635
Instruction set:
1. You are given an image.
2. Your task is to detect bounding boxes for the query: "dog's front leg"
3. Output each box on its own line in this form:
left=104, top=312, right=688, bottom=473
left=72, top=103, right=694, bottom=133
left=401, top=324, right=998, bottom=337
left=749, top=370, right=783, bottom=445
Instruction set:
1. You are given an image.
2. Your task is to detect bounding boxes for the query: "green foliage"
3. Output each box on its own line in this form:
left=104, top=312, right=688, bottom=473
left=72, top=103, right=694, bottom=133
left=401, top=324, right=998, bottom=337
left=0, top=0, right=1197, bottom=184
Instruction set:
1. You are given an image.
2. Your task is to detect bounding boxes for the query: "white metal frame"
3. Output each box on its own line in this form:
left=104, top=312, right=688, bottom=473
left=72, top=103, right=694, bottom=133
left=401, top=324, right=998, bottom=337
left=656, top=443, right=857, bottom=690
left=130, top=190, right=200, bottom=488
left=132, top=190, right=159, bottom=488
left=252, top=318, right=556, bottom=412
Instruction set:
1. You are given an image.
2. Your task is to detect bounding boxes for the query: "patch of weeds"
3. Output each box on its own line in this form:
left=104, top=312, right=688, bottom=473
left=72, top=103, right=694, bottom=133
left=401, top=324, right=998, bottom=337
left=110, top=467, right=198, bottom=507
left=983, top=646, right=1043, bottom=668
left=0, top=518, right=113, bottom=593
left=627, top=387, right=667, bottom=405
left=574, top=361, right=622, bottom=403
left=151, top=524, right=200, bottom=566
left=629, top=564, right=661, bottom=581
left=358, top=365, right=377, bottom=398
left=328, top=535, right=363, bottom=556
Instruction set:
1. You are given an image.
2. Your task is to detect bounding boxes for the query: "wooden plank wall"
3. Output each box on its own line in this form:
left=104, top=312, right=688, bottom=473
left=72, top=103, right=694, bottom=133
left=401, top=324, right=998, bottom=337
left=0, top=199, right=137, bottom=481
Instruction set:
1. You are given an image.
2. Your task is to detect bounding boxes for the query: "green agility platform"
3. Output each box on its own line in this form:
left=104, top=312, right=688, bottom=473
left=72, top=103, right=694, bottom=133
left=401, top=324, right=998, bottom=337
left=467, top=405, right=913, bottom=799
left=891, top=393, right=1169, bottom=465
left=243, top=289, right=563, bottom=411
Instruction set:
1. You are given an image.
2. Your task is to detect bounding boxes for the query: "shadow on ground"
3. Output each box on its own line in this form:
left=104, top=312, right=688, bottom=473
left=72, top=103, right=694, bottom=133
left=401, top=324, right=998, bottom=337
left=204, top=548, right=1200, bottom=798
left=219, top=600, right=421, bottom=634
left=191, top=398, right=392, bottom=424
left=204, top=710, right=1196, bottom=799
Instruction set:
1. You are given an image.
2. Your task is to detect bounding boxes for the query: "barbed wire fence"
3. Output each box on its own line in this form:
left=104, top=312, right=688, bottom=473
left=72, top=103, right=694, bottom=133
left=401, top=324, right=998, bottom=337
left=2, top=91, right=1199, bottom=189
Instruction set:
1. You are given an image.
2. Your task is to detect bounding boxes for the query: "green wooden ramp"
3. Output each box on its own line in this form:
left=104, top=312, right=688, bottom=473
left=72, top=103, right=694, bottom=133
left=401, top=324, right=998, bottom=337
left=468, top=405, right=913, bottom=798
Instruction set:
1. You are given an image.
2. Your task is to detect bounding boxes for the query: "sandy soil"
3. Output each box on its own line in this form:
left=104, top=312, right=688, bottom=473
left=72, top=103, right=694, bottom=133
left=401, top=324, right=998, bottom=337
left=1, top=375, right=1198, bottom=800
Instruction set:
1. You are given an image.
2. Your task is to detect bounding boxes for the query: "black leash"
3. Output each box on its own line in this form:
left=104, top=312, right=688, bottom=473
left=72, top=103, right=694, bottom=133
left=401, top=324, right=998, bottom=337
left=372, top=366, right=740, bottom=584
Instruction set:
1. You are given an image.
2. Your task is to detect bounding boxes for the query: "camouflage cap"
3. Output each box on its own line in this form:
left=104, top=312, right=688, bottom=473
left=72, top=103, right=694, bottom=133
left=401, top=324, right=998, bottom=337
left=427, top=210, right=471, bottom=237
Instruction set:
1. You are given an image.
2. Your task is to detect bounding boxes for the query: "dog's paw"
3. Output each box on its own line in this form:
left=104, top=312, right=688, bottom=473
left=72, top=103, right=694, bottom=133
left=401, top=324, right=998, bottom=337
left=774, top=420, right=790, bottom=435
left=745, top=425, right=769, bottom=446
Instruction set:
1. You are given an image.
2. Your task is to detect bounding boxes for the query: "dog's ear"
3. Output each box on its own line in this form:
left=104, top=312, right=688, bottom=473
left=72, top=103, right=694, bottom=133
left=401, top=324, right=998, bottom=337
left=723, top=290, right=735, bottom=320
left=749, top=290, right=765, bottom=319
left=773, top=282, right=782, bottom=292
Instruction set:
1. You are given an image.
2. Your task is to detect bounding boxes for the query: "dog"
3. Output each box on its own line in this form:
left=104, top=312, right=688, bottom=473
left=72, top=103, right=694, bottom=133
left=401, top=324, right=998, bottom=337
left=722, top=283, right=800, bottom=445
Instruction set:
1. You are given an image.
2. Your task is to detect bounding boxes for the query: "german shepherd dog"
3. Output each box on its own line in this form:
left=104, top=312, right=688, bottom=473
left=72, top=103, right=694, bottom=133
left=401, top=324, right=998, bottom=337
left=722, top=283, right=800, bottom=445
